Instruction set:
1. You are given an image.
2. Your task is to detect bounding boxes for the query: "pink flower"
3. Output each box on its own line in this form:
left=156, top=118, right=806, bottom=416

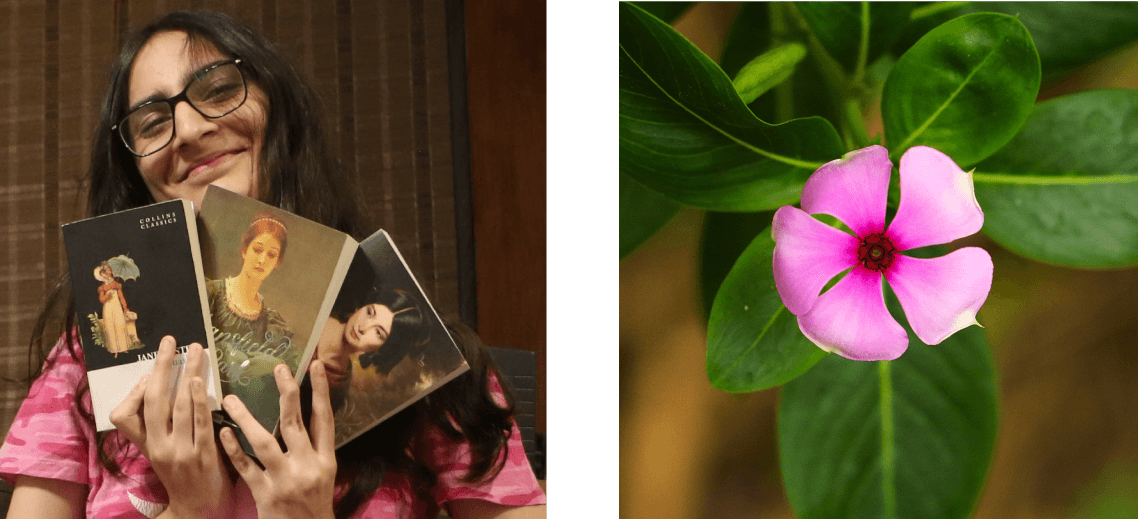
left=772, top=145, right=993, bottom=361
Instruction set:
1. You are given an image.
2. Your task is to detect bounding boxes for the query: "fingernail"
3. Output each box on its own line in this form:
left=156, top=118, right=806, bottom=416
left=313, top=361, right=325, bottom=375
left=192, top=378, right=202, bottom=391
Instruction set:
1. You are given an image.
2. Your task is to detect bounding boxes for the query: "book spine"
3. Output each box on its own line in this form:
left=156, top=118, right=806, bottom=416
left=184, top=199, right=224, bottom=410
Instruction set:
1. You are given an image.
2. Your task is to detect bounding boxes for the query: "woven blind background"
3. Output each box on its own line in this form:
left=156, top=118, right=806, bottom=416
left=0, top=0, right=462, bottom=437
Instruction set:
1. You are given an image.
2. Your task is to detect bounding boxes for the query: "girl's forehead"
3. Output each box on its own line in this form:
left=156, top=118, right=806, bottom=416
left=129, top=31, right=225, bottom=100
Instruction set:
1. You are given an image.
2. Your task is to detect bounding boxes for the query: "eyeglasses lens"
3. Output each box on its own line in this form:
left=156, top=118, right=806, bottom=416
left=121, top=63, right=246, bottom=156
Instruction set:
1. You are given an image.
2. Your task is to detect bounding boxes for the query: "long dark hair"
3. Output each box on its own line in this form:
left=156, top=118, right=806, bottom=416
left=331, top=286, right=430, bottom=375
left=25, top=10, right=513, bottom=518
left=88, top=10, right=368, bottom=233
left=330, top=316, right=517, bottom=517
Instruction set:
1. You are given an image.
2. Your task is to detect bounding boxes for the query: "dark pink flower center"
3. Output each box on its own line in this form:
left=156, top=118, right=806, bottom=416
left=857, top=233, right=896, bottom=272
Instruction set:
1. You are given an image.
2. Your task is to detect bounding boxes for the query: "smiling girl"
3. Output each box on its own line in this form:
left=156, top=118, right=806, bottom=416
left=2, top=10, right=544, bottom=519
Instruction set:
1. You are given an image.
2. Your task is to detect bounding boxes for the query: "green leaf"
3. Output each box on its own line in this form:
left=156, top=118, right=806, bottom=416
left=794, top=2, right=919, bottom=75
left=719, top=2, right=773, bottom=80
left=629, top=1, right=693, bottom=25
left=706, top=230, right=825, bottom=392
left=699, top=210, right=774, bottom=319
left=619, top=2, right=845, bottom=211
left=731, top=42, right=807, bottom=105
left=780, top=288, right=998, bottom=518
left=882, top=12, right=1040, bottom=167
left=959, top=2, right=1138, bottom=78
left=974, top=90, right=1138, bottom=268
left=620, top=172, right=683, bottom=259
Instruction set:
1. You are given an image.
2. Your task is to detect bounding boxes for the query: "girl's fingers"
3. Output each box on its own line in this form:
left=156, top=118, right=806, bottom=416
left=109, top=374, right=150, bottom=452
left=190, top=376, right=214, bottom=450
left=307, top=360, right=336, bottom=455
left=143, top=336, right=177, bottom=433
left=219, top=427, right=264, bottom=487
left=172, top=343, right=205, bottom=446
left=274, top=364, right=312, bottom=456
left=221, top=393, right=284, bottom=467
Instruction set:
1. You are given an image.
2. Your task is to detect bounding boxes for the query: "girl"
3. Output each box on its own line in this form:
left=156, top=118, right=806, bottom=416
left=1, top=10, right=545, bottom=519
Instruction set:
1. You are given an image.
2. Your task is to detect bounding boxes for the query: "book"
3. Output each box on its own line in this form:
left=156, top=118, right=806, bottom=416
left=196, top=185, right=357, bottom=436
left=62, top=199, right=222, bottom=432
left=317, top=230, right=468, bottom=448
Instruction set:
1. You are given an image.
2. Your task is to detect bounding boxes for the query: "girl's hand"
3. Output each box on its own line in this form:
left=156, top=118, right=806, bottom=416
left=110, top=336, right=235, bottom=518
left=218, top=360, right=337, bottom=519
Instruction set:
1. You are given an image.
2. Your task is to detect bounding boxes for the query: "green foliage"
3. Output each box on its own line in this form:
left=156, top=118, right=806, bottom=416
left=706, top=231, right=825, bottom=392
left=87, top=313, right=106, bottom=348
left=794, top=2, right=918, bottom=75
left=959, top=2, right=1138, bottom=78
left=620, top=3, right=1138, bottom=515
left=975, top=90, right=1138, bottom=268
left=699, top=210, right=774, bottom=319
left=779, top=290, right=998, bottom=518
left=629, top=1, right=693, bottom=25
left=732, top=42, right=807, bottom=105
left=619, top=2, right=844, bottom=211
left=620, top=172, right=682, bottom=259
left=882, top=13, right=1040, bottom=167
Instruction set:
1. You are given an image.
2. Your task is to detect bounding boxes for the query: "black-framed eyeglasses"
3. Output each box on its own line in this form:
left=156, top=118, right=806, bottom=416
left=112, top=59, right=247, bottom=157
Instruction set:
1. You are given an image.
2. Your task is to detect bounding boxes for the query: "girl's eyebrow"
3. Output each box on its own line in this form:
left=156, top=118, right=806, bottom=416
left=127, top=59, right=231, bottom=112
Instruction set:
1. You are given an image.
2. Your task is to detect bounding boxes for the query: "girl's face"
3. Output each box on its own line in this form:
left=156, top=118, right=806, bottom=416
left=127, top=30, right=268, bottom=210
left=344, top=303, right=395, bottom=353
left=239, top=232, right=281, bottom=282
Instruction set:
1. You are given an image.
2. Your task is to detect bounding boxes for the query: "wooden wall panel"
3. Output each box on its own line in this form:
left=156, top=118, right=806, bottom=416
left=464, top=0, right=547, bottom=431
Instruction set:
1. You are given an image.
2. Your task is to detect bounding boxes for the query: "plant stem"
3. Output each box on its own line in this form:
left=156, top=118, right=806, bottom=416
left=770, top=2, right=795, bottom=123
left=786, top=3, right=847, bottom=101
left=853, top=2, right=870, bottom=87
left=879, top=360, right=897, bottom=518
left=843, top=99, right=871, bottom=149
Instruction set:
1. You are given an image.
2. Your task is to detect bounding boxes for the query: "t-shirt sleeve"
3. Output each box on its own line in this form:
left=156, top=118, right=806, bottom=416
left=0, top=338, right=94, bottom=486
left=421, top=374, right=546, bottom=508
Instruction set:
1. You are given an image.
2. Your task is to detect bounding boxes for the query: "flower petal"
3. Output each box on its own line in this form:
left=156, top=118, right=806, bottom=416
left=772, top=206, right=860, bottom=316
left=797, top=266, right=909, bottom=361
left=800, top=145, right=892, bottom=237
left=887, top=146, right=983, bottom=250
left=885, top=248, right=993, bottom=345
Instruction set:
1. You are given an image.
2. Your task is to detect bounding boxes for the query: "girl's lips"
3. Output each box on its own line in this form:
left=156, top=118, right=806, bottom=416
left=184, top=150, right=238, bottom=180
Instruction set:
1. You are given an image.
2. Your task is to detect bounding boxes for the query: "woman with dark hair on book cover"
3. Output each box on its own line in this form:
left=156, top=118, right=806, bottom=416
left=317, top=286, right=430, bottom=414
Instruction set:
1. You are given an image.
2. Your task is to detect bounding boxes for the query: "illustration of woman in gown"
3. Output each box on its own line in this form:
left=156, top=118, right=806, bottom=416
left=94, top=263, right=139, bottom=357
left=206, top=214, right=295, bottom=429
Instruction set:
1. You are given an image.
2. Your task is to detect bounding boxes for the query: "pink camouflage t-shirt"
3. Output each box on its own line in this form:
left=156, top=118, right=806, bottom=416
left=0, top=338, right=545, bottom=518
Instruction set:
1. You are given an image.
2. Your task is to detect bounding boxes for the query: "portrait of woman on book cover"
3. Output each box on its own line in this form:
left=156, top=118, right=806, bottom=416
left=319, top=287, right=429, bottom=407
left=207, top=213, right=297, bottom=394
left=90, top=258, right=142, bottom=357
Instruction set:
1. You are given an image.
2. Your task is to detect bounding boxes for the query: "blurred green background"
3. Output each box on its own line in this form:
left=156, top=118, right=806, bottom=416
left=619, top=3, right=1138, bottom=517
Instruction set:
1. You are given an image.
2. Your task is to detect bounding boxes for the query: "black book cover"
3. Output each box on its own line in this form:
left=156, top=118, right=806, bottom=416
left=62, top=199, right=221, bottom=432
